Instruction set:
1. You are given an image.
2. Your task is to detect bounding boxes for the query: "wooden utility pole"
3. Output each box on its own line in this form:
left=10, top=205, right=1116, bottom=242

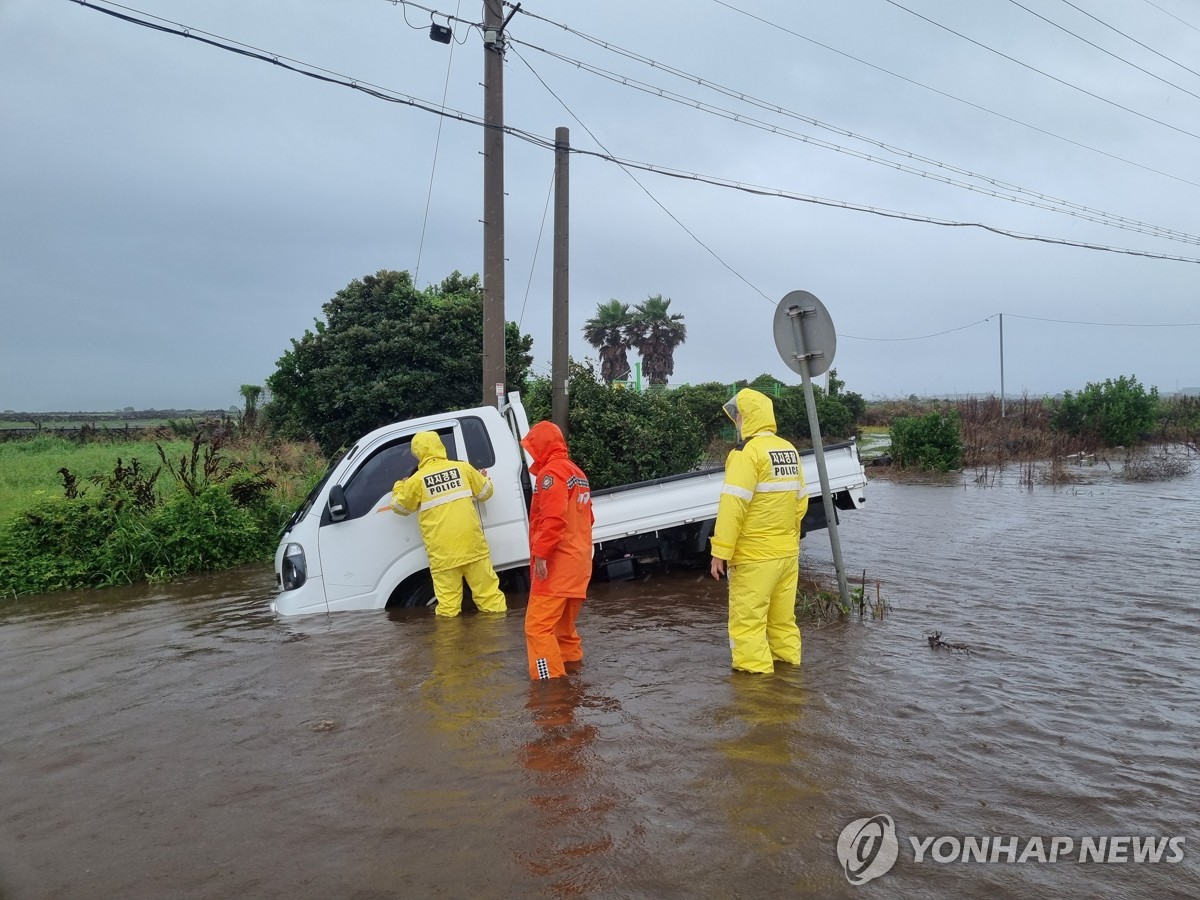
left=552, top=127, right=570, bottom=437
left=482, top=1, right=506, bottom=407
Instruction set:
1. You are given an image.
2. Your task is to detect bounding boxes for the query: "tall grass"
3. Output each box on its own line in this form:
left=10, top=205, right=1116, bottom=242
left=0, top=434, right=326, bottom=524
left=0, top=437, right=193, bottom=523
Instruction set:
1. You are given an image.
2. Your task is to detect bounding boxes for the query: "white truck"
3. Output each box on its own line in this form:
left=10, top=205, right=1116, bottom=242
left=272, top=393, right=868, bottom=617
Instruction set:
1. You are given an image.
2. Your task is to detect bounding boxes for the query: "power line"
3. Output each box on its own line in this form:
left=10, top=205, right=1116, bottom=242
left=844, top=310, right=1200, bottom=342
left=880, top=0, right=1200, bottom=142
left=72, top=0, right=1200, bottom=266
left=557, top=146, right=1200, bottom=264
left=1004, top=312, right=1200, bottom=327
left=1059, top=0, right=1200, bottom=81
left=508, top=44, right=775, bottom=304
left=704, top=0, right=1200, bottom=191
left=506, top=32, right=1200, bottom=246
left=415, top=0, right=466, bottom=285
left=1005, top=0, right=1200, bottom=102
left=1142, top=0, right=1200, bottom=38
left=844, top=316, right=996, bottom=342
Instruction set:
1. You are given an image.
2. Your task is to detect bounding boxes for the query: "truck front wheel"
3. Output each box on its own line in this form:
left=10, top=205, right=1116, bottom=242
left=390, top=574, right=438, bottom=609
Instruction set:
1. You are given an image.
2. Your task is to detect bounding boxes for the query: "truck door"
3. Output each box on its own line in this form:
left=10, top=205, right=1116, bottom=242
left=458, top=414, right=529, bottom=570
left=317, top=428, right=455, bottom=609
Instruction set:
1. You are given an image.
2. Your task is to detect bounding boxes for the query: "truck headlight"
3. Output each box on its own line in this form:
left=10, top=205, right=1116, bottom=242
left=281, top=542, right=307, bottom=591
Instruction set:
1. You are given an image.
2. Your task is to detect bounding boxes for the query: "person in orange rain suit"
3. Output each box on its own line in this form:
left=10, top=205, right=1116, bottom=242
left=520, top=421, right=595, bottom=680
left=709, top=388, right=809, bottom=674
left=389, top=431, right=507, bottom=618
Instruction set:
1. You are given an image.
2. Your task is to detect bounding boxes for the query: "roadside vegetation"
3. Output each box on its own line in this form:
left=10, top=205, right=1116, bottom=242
left=865, top=376, right=1198, bottom=479
left=0, top=423, right=325, bottom=597
left=3, top=265, right=1192, bottom=603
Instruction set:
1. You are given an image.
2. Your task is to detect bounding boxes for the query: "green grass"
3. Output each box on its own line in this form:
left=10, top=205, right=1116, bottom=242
left=0, top=436, right=194, bottom=523
left=0, top=419, right=175, bottom=430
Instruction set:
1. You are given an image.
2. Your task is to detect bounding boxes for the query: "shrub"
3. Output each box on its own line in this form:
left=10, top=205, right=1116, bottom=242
left=0, top=431, right=306, bottom=597
left=525, top=361, right=705, bottom=489
left=890, top=411, right=963, bottom=471
left=1051, top=375, right=1158, bottom=448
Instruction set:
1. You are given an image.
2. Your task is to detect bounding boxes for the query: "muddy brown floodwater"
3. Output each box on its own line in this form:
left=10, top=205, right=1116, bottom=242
left=2, top=461, right=1199, bottom=898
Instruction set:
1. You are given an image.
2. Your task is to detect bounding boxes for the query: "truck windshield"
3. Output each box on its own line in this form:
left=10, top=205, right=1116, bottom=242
left=281, top=465, right=335, bottom=537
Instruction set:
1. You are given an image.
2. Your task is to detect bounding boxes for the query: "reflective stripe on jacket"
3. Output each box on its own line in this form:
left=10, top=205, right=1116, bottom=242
left=391, top=431, right=494, bottom=572
left=521, top=421, right=594, bottom=598
left=710, top=388, right=808, bottom=564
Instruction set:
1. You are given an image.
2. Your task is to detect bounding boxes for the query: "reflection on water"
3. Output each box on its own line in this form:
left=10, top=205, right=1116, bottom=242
left=517, top=677, right=612, bottom=896
left=1, top=464, right=1198, bottom=898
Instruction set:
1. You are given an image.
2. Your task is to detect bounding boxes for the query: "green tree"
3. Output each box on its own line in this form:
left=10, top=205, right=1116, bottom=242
left=1051, top=375, right=1159, bottom=448
left=524, top=360, right=704, bottom=489
left=582, top=300, right=635, bottom=384
left=668, top=381, right=731, bottom=445
left=890, top=411, right=963, bottom=471
left=265, top=270, right=534, bottom=455
left=738, top=373, right=862, bottom=443
left=238, top=384, right=263, bottom=434
left=628, top=294, right=687, bottom=386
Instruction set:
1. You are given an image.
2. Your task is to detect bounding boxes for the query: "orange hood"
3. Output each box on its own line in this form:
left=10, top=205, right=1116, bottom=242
left=521, top=420, right=569, bottom=472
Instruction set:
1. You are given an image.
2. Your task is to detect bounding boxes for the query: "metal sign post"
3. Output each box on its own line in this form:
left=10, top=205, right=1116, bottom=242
left=772, top=290, right=852, bottom=608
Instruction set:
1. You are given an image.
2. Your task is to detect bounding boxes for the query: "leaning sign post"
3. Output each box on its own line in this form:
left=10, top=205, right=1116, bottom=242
left=772, top=290, right=852, bottom=608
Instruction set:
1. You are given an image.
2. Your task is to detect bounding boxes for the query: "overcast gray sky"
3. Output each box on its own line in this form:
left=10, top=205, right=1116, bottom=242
left=2, top=0, right=1198, bottom=412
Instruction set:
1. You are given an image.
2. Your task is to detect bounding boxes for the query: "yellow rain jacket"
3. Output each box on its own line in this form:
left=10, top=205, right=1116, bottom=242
left=391, top=431, right=495, bottom=572
left=710, top=389, right=808, bottom=565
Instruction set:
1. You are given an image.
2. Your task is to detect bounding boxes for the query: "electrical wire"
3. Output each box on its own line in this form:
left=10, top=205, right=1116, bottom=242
left=844, top=311, right=1200, bottom=343
left=518, top=171, right=556, bottom=330
left=509, top=44, right=775, bottom=304
left=1058, top=0, right=1200, bottom=81
left=506, top=33, right=1200, bottom=245
left=1004, top=312, right=1200, bottom=327
left=880, top=0, right=1200, bottom=142
left=71, top=0, right=1200, bottom=266
left=414, top=0, right=465, bottom=285
left=1006, top=0, right=1200, bottom=101
left=1142, top=0, right=1200, bottom=36
left=702, top=0, right=1200, bottom=191
left=843, top=316, right=996, bottom=342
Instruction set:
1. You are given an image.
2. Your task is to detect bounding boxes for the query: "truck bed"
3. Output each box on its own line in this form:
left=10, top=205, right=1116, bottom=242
left=591, top=440, right=866, bottom=541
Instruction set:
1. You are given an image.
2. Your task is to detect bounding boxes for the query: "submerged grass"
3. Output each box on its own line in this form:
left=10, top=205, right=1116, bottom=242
left=797, top=569, right=888, bottom=626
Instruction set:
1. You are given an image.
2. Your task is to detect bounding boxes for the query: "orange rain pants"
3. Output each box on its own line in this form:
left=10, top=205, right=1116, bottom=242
left=526, top=594, right=584, bottom=680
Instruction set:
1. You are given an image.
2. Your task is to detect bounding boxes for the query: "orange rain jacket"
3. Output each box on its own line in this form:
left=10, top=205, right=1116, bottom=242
left=520, top=421, right=594, bottom=598
left=390, top=431, right=495, bottom=572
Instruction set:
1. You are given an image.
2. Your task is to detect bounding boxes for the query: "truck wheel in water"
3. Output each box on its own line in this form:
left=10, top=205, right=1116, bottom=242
left=390, top=575, right=438, bottom=609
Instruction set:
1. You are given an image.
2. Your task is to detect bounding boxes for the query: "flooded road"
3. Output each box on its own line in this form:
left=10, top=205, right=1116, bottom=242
left=2, top=460, right=1198, bottom=898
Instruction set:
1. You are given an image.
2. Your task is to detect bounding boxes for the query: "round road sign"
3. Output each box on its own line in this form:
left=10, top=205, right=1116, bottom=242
left=773, top=290, right=837, bottom=377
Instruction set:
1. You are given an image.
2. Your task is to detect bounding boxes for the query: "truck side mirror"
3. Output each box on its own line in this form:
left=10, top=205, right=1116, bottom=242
left=328, top=484, right=349, bottom=522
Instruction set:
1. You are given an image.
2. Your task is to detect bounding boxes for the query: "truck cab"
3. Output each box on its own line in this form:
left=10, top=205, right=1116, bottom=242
left=274, top=399, right=531, bottom=617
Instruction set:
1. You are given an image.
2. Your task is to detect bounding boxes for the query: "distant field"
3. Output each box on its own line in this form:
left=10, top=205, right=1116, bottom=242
left=0, top=410, right=232, bottom=431
left=0, top=419, right=176, bottom=430
left=0, top=437, right=196, bottom=523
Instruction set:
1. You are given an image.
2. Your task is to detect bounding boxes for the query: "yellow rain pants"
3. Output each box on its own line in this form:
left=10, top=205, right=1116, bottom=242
left=432, top=557, right=508, bottom=618
left=728, top=557, right=801, bottom=674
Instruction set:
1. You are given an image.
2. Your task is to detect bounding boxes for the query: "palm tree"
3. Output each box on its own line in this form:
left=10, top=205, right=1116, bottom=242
left=629, top=294, right=687, bottom=386
left=582, top=300, right=634, bottom=384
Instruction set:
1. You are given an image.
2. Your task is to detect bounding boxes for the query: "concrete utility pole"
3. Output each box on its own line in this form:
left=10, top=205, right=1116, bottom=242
left=481, top=1, right=507, bottom=407
left=552, top=127, right=570, bottom=437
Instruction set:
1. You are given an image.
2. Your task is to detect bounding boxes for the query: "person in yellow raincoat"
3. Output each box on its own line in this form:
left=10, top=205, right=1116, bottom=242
left=709, top=389, right=808, bottom=673
left=389, top=431, right=507, bottom=617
